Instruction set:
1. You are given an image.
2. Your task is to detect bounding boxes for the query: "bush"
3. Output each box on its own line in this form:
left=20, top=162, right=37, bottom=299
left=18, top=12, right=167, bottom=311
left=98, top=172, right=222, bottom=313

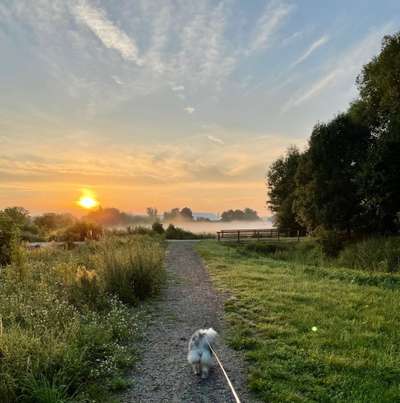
left=56, top=221, right=103, bottom=242
left=338, top=237, right=400, bottom=272
left=152, top=222, right=164, bottom=234
left=165, top=224, right=198, bottom=240
left=314, top=228, right=344, bottom=258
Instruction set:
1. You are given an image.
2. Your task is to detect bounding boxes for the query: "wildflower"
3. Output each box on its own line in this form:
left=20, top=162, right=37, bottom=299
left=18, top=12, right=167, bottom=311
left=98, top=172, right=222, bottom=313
left=312, top=326, right=318, bottom=332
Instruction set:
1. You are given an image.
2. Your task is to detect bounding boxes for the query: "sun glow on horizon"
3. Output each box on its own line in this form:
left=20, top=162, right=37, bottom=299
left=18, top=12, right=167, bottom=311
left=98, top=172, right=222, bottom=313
left=77, top=190, right=99, bottom=210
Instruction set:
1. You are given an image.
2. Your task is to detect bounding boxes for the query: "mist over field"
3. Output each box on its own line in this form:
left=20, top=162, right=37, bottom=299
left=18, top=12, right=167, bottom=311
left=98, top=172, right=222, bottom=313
left=166, top=220, right=273, bottom=234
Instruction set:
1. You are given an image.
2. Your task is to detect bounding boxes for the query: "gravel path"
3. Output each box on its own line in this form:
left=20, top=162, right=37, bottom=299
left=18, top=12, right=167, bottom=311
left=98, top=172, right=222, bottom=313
left=123, top=241, right=257, bottom=403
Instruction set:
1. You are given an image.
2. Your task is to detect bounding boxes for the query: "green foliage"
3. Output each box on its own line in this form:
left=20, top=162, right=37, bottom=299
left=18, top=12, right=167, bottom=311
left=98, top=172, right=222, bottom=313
left=34, top=213, right=75, bottom=234
left=232, top=236, right=400, bottom=273
left=197, top=240, right=400, bottom=402
left=267, top=146, right=305, bottom=231
left=0, top=235, right=164, bottom=402
left=0, top=208, right=42, bottom=265
left=314, top=227, right=344, bottom=258
left=220, top=208, right=260, bottom=222
left=268, top=32, right=400, bottom=235
left=57, top=221, right=103, bottom=242
left=338, top=237, right=400, bottom=273
left=151, top=222, right=164, bottom=234
left=164, top=224, right=206, bottom=239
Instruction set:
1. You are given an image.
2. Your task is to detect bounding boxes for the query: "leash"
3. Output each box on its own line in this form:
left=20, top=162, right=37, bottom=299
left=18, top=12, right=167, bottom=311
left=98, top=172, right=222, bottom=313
left=207, top=341, right=241, bottom=403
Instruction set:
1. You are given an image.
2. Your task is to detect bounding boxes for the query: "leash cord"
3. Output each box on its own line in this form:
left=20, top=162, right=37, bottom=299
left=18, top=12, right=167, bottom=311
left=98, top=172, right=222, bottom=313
left=207, top=342, right=241, bottom=403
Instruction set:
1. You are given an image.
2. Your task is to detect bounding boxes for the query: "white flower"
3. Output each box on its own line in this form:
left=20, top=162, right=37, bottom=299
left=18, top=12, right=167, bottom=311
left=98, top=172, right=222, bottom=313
left=312, top=326, right=318, bottom=332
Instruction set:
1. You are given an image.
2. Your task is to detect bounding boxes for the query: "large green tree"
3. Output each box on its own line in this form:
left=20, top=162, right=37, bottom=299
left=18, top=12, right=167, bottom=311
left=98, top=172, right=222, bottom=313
left=355, top=33, right=400, bottom=232
left=294, top=115, right=370, bottom=233
left=267, top=146, right=304, bottom=230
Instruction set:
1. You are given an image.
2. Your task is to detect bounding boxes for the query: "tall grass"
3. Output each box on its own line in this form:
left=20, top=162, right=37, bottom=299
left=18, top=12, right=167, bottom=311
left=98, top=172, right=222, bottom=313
left=235, top=236, right=400, bottom=273
left=98, top=236, right=165, bottom=303
left=0, top=235, right=165, bottom=402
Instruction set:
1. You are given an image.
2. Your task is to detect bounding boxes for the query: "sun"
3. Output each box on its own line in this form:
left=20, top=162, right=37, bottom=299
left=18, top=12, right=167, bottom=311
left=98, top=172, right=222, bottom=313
left=77, top=191, right=99, bottom=210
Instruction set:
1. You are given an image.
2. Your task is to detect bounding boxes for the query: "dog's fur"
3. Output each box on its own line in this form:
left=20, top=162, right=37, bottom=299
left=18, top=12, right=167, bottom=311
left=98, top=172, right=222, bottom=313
left=187, top=328, right=218, bottom=378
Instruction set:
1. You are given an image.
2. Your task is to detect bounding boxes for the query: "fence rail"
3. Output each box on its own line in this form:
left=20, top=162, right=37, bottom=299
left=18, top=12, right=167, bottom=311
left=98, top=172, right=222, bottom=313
left=217, top=228, right=303, bottom=242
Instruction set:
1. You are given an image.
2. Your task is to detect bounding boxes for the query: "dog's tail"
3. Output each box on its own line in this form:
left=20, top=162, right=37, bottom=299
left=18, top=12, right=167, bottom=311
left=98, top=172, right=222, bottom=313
left=204, top=328, right=218, bottom=345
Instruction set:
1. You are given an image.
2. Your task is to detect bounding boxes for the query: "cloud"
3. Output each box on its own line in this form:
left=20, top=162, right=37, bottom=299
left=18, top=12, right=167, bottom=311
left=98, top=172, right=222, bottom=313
left=283, top=25, right=393, bottom=111
left=291, top=35, right=329, bottom=68
left=71, top=0, right=142, bottom=65
left=112, top=75, right=123, bottom=85
left=172, top=85, right=185, bottom=92
left=207, top=135, right=224, bottom=145
left=184, top=106, right=195, bottom=114
left=248, top=1, right=293, bottom=54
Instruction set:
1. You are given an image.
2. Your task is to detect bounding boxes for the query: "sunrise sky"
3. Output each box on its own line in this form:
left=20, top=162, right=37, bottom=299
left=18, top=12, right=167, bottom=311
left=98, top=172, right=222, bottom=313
left=1, top=0, right=399, bottom=216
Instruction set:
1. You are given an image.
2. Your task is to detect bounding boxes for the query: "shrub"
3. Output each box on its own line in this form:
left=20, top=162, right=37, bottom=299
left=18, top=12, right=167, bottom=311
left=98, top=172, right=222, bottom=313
left=57, top=221, right=103, bottom=242
left=338, top=237, right=400, bottom=272
left=152, top=222, right=164, bottom=234
left=165, top=224, right=197, bottom=240
left=314, top=228, right=344, bottom=258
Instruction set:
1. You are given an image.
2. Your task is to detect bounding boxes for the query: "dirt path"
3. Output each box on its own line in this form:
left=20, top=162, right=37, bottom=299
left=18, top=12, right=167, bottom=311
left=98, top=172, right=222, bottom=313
left=123, top=241, right=257, bottom=403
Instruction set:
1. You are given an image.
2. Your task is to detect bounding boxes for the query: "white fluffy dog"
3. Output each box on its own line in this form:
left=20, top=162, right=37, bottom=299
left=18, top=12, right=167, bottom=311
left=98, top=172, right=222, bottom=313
left=187, top=328, right=218, bottom=378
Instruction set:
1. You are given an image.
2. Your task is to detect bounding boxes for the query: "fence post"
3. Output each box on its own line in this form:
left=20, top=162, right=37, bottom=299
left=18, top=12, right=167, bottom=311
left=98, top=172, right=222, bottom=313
left=278, top=230, right=280, bottom=241
left=297, top=230, right=300, bottom=241
left=237, top=230, right=240, bottom=243
left=217, top=232, right=220, bottom=241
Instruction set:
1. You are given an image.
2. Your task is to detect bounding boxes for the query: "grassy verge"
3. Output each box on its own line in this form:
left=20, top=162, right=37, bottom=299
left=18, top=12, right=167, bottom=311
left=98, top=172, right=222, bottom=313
left=197, top=240, right=400, bottom=402
left=0, top=235, right=165, bottom=402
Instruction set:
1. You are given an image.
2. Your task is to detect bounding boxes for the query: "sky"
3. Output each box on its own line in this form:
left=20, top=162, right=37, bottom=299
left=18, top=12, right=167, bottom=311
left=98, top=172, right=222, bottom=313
left=0, top=0, right=399, bottom=216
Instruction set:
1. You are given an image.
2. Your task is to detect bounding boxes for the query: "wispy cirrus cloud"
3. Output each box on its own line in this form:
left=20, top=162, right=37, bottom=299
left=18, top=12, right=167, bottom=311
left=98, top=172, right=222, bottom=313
left=207, top=135, right=224, bottom=145
left=71, top=0, right=142, bottom=65
left=283, top=25, right=393, bottom=111
left=291, top=35, right=329, bottom=68
left=184, top=106, right=195, bottom=114
left=248, top=1, right=293, bottom=54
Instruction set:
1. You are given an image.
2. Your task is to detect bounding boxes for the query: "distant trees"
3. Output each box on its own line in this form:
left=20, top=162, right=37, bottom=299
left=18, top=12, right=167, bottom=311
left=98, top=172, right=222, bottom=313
left=34, top=212, right=75, bottom=232
left=84, top=207, right=149, bottom=227
left=146, top=207, right=158, bottom=221
left=267, top=32, right=400, bottom=235
left=163, top=207, right=194, bottom=221
left=220, top=208, right=260, bottom=222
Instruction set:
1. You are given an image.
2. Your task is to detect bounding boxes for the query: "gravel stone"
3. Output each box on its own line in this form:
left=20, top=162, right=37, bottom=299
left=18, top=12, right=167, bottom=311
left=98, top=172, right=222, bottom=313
left=122, top=241, right=258, bottom=403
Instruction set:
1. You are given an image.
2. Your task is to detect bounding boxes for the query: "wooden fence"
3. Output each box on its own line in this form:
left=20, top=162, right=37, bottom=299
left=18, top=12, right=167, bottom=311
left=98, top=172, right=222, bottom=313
left=216, top=228, right=303, bottom=242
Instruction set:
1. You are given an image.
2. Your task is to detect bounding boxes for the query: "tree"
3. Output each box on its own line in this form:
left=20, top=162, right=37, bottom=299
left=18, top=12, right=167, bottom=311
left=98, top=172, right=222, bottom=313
left=267, top=146, right=304, bottom=230
left=34, top=213, right=75, bottom=232
left=163, top=207, right=194, bottom=221
left=146, top=207, right=158, bottom=220
left=243, top=208, right=261, bottom=221
left=294, top=115, right=370, bottom=233
left=163, top=208, right=180, bottom=221
left=355, top=33, right=400, bottom=232
left=220, top=208, right=260, bottom=222
left=180, top=207, right=194, bottom=221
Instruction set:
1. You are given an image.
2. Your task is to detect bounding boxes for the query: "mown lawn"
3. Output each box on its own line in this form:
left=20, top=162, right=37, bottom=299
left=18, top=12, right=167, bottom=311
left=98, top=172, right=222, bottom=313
left=197, top=240, right=400, bottom=403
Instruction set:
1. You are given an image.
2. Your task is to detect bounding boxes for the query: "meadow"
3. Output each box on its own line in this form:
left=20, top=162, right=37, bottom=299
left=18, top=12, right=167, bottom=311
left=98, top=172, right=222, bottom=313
left=0, top=235, right=165, bottom=403
left=197, top=238, right=400, bottom=402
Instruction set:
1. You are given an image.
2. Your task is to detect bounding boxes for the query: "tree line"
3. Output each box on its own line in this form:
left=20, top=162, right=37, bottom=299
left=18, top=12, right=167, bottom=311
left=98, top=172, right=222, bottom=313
left=267, top=32, right=400, bottom=235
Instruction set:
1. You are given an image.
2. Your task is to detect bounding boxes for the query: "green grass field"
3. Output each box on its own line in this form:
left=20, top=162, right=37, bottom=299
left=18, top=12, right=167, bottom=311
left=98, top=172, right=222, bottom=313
left=197, top=240, right=400, bottom=402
